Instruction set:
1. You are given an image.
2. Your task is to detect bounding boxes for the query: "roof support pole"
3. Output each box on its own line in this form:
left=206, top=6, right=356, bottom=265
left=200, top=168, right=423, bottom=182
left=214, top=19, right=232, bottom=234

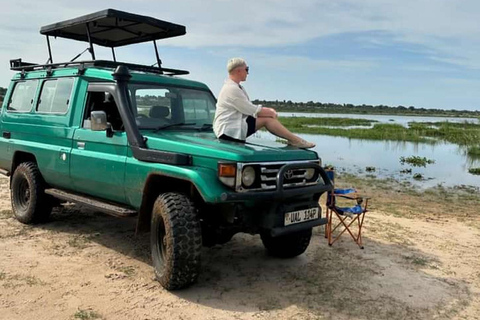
left=153, top=40, right=163, bottom=74
left=111, top=47, right=117, bottom=62
left=85, top=23, right=96, bottom=60
left=46, top=35, right=53, bottom=64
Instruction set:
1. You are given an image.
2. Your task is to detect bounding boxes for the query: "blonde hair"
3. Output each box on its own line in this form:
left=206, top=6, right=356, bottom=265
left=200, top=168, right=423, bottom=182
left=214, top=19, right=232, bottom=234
left=227, top=57, right=247, bottom=73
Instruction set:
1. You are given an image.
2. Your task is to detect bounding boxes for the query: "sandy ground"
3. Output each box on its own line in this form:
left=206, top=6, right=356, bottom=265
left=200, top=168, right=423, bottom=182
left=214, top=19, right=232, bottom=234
left=0, top=174, right=479, bottom=320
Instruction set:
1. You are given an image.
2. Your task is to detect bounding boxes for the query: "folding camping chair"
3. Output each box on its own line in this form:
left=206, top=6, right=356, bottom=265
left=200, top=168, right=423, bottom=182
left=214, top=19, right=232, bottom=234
left=324, top=169, right=369, bottom=249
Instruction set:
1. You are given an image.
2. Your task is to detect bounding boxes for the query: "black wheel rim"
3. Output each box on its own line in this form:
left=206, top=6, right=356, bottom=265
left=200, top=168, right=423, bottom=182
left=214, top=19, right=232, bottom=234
left=14, top=178, right=31, bottom=211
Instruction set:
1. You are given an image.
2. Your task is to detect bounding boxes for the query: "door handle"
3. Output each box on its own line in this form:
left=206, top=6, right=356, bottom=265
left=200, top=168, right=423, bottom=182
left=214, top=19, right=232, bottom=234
left=77, top=142, right=85, bottom=149
left=2, top=131, right=11, bottom=139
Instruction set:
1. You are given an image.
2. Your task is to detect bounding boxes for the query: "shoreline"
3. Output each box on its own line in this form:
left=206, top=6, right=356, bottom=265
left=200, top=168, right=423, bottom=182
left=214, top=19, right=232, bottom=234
left=276, top=109, right=480, bottom=118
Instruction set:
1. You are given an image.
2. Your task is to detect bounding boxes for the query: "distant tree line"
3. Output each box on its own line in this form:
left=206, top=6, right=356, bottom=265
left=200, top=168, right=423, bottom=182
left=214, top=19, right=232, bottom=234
left=0, top=85, right=477, bottom=117
left=252, top=99, right=480, bottom=118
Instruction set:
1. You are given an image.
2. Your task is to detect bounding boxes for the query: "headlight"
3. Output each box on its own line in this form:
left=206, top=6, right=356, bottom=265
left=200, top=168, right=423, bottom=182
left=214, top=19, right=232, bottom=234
left=241, top=166, right=256, bottom=187
left=305, top=168, right=315, bottom=180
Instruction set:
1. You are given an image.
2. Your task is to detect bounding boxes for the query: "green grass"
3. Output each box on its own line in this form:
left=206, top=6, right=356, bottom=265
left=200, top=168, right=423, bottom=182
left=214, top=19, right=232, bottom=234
left=403, top=255, right=435, bottom=268
left=0, top=210, right=12, bottom=219
left=280, top=117, right=480, bottom=147
left=284, top=122, right=433, bottom=143
left=468, top=168, right=480, bottom=175
left=116, top=266, right=136, bottom=277
left=74, top=309, right=101, bottom=320
left=279, top=116, right=376, bottom=127
left=467, top=146, right=480, bottom=156
left=407, top=121, right=480, bottom=145
left=67, top=235, right=91, bottom=249
left=1, top=274, right=46, bottom=288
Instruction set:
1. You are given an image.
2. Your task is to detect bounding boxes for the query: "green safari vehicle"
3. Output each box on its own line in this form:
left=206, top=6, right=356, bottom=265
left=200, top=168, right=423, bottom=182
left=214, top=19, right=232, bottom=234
left=0, top=9, right=332, bottom=290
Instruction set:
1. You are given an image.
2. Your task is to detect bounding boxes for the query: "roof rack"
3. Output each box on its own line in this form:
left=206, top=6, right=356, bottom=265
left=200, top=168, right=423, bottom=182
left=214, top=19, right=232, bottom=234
left=14, top=9, right=188, bottom=74
left=10, top=59, right=189, bottom=76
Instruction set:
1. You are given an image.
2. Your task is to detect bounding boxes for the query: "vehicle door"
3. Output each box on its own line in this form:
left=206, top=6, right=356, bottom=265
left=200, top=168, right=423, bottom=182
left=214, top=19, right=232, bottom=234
left=0, top=78, right=75, bottom=189
left=70, top=84, right=128, bottom=204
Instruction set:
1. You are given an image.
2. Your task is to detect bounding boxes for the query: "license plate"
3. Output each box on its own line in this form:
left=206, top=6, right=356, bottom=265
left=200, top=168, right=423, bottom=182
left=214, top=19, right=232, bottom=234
left=284, top=207, right=319, bottom=226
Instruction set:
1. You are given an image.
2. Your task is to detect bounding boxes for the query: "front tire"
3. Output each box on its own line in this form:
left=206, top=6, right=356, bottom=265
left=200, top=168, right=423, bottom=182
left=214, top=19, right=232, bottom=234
left=151, top=192, right=202, bottom=290
left=10, top=162, right=52, bottom=224
left=261, top=228, right=312, bottom=258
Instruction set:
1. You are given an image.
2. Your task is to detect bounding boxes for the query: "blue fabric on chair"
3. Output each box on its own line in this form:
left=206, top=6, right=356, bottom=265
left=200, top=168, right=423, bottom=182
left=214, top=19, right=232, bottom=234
left=334, top=188, right=356, bottom=195
left=336, top=204, right=364, bottom=215
left=324, top=168, right=369, bottom=249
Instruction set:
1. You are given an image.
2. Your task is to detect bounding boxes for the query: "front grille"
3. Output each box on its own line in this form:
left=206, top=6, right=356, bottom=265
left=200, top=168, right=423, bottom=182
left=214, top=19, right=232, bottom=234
left=260, top=164, right=313, bottom=190
left=236, top=160, right=321, bottom=192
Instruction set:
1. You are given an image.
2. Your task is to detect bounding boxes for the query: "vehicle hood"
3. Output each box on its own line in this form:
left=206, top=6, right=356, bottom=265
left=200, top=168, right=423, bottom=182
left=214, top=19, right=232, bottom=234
left=142, top=130, right=319, bottom=162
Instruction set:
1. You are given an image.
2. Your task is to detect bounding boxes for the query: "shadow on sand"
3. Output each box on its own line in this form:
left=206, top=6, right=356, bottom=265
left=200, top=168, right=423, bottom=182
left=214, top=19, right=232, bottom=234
left=36, top=204, right=471, bottom=320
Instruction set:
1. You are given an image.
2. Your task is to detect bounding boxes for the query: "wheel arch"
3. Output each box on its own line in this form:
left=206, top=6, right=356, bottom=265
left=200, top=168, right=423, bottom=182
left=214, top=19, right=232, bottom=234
left=10, top=151, right=38, bottom=185
left=136, top=173, right=205, bottom=234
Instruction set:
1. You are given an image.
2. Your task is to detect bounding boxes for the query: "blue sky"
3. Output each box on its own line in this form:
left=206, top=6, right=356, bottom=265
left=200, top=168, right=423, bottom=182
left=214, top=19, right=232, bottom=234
left=1, top=0, right=479, bottom=110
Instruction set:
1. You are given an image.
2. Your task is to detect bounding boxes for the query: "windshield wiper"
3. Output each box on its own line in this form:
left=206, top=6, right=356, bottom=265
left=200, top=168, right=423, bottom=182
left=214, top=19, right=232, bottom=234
left=153, top=122, right=196, bottom=132
left=196, top=123, right=213, bottom=131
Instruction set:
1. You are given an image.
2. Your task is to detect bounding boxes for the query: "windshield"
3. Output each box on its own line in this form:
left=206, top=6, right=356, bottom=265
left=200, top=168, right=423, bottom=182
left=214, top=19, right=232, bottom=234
left=128, top=84, right=216, bottom=130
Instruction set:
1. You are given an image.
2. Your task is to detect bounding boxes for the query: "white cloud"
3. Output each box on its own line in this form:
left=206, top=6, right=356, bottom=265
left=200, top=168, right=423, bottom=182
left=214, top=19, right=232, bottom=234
left=250, top=54, right=378, bottom=71
left=2, top=1, right=480, bottom=48
left=0, top=0, right=479, bottom=109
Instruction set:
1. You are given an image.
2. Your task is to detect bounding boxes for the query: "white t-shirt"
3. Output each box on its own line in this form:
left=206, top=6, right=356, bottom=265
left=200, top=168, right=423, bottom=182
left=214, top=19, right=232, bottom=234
left=213, top=78, right=262, bottom=141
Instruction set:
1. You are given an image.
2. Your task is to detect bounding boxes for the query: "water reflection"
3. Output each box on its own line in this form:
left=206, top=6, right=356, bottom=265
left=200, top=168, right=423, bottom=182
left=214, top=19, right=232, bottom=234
left=250, top=128, right=480, bottom=189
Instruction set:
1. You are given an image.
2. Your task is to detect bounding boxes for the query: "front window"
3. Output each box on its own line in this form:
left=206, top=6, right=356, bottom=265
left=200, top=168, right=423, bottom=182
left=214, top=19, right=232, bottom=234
left=128, top=84, right=216, bottom=130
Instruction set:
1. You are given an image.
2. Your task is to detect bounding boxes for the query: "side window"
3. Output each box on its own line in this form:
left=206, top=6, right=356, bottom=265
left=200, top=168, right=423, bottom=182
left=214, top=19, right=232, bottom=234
left=37, top=78, right=74, bottom=114
left=83, top=91, right=123, bottom=131
left=7, top=80, right=38, bottom=112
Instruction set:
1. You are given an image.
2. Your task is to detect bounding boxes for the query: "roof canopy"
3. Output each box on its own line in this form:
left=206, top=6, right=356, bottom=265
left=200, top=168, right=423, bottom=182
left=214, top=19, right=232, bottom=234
left=40, top=8, right=186, bottom=47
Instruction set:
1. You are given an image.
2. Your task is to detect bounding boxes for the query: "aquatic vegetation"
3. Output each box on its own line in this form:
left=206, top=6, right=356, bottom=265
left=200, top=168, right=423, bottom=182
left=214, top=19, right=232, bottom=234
left=413, top=173, right=424, bottom=180
left=282, top=121, right=433, bottom=143
left=279, top=117, right=376, bottom=127
left=281, top=117, right=480, bottom=147
left=468, top=168, right=480, bottom=175
left=408, top=121, right=480, bottom=146
left=400, top=156, right=435, bottom=167
left=467, top=146, right=480, bottom=156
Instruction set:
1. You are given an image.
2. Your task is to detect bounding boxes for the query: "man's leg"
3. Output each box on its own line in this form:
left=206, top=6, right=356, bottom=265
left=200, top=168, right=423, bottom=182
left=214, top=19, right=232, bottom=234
left=255, top=117, right=315, bottom=148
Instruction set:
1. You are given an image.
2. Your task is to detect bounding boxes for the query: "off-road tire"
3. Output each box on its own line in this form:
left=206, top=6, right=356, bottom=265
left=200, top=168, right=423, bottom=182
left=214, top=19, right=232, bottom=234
left=261, top=228, right=312, bottom=258
left=10, top=162, right=52, bottom=224
left=151, top=192, right=202, bottom=290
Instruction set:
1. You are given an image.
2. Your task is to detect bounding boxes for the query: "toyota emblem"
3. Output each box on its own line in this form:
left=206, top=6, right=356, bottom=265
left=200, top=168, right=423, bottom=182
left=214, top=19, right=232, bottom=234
left=284, top=170, right=294, bottom=180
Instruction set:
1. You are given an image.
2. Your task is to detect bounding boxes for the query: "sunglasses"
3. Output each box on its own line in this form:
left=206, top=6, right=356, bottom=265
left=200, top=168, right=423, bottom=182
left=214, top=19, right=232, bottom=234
left=245, top=66, right=249, bottom=73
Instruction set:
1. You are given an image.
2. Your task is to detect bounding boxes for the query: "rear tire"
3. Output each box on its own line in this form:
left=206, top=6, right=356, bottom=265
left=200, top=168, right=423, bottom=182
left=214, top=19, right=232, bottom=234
left=261, top=228, right=312, bottom=258
left=10, top=162, right=52, bottom=224
left=151, top=192, right=202, bottom=290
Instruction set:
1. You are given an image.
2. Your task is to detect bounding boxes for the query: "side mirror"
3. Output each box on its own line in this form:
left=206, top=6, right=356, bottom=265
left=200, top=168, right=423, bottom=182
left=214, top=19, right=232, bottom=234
left=91, top=111, right=109, bottom=131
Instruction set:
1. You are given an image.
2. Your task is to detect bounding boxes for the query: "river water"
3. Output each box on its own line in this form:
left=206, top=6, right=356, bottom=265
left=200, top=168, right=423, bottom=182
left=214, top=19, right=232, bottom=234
left=250, top=113, right=480, bottom=189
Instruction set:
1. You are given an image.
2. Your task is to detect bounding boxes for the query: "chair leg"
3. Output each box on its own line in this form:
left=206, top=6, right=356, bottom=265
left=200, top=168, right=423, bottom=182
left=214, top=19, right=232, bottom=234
left=324, top=208, right=329, bottom=239
left=327, top=211, right=367, bottom=249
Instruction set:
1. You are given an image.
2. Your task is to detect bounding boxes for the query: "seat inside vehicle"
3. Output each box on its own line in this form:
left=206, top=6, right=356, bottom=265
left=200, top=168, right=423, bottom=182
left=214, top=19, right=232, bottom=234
left=136, top=105, right=171, bottom=128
